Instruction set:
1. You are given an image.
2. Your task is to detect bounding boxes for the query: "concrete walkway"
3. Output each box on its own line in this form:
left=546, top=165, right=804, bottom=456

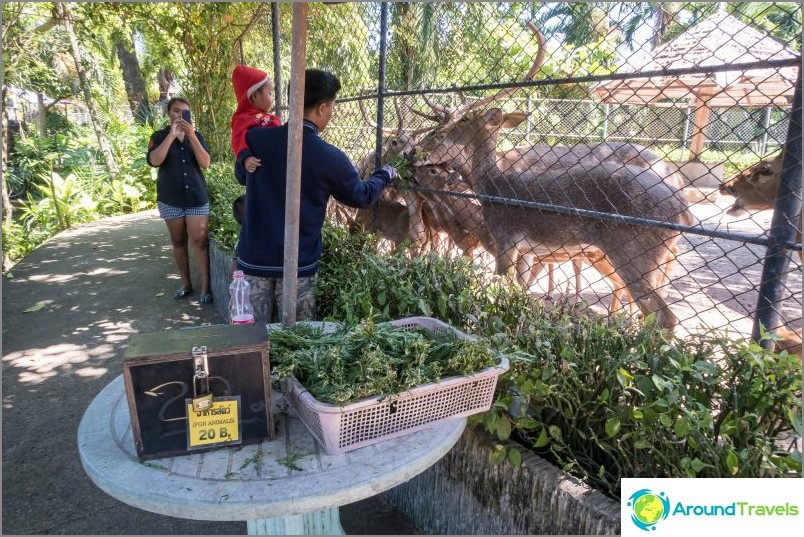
left=1, top=210, right=416, bottom=535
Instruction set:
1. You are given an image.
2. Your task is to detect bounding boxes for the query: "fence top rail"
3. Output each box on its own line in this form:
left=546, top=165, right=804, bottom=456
left=339, top=58, right=800, bottom=104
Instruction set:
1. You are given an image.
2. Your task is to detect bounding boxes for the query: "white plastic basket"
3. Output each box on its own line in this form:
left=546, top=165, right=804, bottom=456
left=280, top=316, right=509, bottom=455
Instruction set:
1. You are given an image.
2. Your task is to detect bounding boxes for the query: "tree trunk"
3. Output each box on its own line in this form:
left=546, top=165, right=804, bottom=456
left=114, top=30, right=150, bottom=122
left=158, top=68, right=174, bottom=102
left=1, top=87, right=14, bottom=271
left=61, top=3, right=119, bottom=178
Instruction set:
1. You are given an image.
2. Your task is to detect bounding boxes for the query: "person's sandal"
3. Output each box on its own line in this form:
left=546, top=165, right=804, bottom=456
left=173, top=288, right=194, bottom=300
left=198, top=293, right=213, bottom=305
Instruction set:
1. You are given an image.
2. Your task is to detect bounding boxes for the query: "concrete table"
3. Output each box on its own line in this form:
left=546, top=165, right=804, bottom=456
left=78, top=375, right=466, bottom=535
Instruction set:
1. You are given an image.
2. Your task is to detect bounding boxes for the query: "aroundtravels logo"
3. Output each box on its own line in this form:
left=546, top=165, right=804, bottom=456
left=627, top=489, right=670, bottom=531
left=622, top=479, right=802, bottom=535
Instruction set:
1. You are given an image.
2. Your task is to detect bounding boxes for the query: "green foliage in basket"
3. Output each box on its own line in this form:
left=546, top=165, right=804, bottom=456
left=269, top=319, right=497, bottom=405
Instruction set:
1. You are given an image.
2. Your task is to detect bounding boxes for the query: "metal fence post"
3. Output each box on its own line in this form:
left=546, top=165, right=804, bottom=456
left=752, top=72, right=802, bottom=348
left=760, top=107, right=772, bottom=156
left=368, top=2, right=389, bottom=235
left=374, top=2, right=389, bottom=170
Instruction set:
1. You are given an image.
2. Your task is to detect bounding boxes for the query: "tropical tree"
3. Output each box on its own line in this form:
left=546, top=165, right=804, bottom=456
left=59, top=2, right=120, bottom=178
left=1, top=2, right=59, bottom=245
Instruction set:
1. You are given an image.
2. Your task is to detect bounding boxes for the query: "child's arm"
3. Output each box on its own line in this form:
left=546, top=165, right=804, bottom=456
left=236, top=147, right=262, bottom=174
left=244, top=155, right=262, bottom=173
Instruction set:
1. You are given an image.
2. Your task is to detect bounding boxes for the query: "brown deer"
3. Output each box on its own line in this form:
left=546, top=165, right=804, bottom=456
left=413, top=163, right=634, bottom=311
left=345, top=94, right=437, bottom=253
left=421, top=107, right=692, bottom=329
left=719, top=152, right=801, bottom=261
left=410, top=24, right=684, bottom=312
left=719, top=152, right=802, bottom=357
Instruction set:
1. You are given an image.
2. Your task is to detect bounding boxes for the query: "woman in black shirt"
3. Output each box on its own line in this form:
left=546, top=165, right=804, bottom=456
left=147, top=97, right=213, bottom=304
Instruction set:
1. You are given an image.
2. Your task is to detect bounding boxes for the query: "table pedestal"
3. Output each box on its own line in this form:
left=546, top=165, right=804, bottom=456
left=247, top=508, right=343, bottom=535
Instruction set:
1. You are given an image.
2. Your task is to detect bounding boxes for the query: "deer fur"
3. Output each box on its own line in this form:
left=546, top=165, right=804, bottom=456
left=413, top=163, right=634, bottom=309
left=423, top=108, right=692, bottom=329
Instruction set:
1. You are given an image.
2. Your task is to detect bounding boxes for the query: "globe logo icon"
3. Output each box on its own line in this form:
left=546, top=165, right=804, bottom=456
left=627, top=489, right=670, bottom=531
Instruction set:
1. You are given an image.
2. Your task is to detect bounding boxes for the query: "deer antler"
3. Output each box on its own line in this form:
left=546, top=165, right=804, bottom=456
left=454, top=22, right=546, bottom=115
left=358, top=89, right=397, bottom=135
left=408, top=22, right=546, bottom=138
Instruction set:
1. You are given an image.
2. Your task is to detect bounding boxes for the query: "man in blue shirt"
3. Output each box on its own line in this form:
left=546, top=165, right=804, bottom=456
left=236, top=69, right=398, bottom=322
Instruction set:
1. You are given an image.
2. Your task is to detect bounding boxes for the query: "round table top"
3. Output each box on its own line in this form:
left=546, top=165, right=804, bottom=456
left=78, top=375, right=466, bottom=522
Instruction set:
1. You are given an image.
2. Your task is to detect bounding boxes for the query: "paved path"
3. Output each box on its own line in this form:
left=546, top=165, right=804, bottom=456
left=1, top=210, right=416, bottom=535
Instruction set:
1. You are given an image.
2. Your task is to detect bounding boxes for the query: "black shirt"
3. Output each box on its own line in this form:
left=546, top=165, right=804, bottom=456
left=147, top=127, right=210, bottom=208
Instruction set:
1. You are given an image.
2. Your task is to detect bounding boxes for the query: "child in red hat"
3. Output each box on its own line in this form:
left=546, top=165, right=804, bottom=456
left=230, top=65, right=282, bottom=174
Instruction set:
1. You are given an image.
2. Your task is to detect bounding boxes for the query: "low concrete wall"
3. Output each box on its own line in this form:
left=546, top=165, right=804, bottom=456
left=209, top=237, right=234, bottom=322
left=381, top=424, right=621, bottom=535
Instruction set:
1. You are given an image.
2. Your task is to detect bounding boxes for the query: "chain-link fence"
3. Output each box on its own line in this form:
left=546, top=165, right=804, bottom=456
left=272, top=2, right=801, bottom=347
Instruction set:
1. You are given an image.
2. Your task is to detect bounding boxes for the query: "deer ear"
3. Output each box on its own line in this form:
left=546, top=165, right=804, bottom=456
left=484, top=108, right=504, bottom=126
left=502, top=112, right=530, bottom=129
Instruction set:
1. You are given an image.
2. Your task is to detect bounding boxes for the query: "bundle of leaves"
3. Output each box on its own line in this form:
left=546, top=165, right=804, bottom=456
left=269, top=318, right=498, bottom=405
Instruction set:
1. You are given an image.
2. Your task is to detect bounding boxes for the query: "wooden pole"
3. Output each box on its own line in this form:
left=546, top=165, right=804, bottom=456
left=281, top=3, right=308, bottom=328
left=271, top=2, right=284, bottom=123
left=688, top=88, right=713, bottom=161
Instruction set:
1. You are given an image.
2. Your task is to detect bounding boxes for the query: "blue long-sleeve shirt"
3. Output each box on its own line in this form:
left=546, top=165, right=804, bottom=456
left=236, top=119, right=391, bottom=278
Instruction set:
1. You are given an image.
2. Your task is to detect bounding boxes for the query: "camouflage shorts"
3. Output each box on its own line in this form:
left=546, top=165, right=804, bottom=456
left=243, top=274, right=317, bottom=324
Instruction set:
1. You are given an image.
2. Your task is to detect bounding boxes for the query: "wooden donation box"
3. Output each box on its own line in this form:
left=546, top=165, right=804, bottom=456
left=123, top=323, right=274, bottom=460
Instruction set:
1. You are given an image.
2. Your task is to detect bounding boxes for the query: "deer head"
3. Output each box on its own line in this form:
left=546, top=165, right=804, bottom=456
left=358, top=91, right=417, bottom=162
left=422, top=108, right=530, bottom=178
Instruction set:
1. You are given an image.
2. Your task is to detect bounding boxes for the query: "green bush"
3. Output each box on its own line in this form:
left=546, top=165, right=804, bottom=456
left=3, top=118, right=158, bottom=269
left=313, top=225, right=802, bottom=500
left=205, top=159, right=244, bottom=250
left=483, top=313, right=802, bottom=499
left=205, top=192, right=802, bottom=499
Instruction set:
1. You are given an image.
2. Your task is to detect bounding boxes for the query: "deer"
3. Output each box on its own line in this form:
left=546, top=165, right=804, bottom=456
left=719, top=152, right=802, bottom=358
left=420, top=104, right=692, bottom=329
left=719, top=151, right=801, bottom=261
left=413, top=162, right=635, bottom=312
left=409, top=24, right=686, bottom=315
left=342, top=93, right=440, bottom=253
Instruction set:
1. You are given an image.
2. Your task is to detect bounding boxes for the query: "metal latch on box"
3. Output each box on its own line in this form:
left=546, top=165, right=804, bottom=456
left=192, top=346, right=214, bottom=411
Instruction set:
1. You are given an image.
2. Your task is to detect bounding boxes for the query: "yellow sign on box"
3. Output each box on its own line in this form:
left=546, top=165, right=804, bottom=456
left=185, top=396, right=242, bottom=449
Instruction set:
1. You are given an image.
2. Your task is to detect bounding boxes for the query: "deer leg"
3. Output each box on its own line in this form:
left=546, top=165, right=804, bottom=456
left=606, top=249, right=677, bottom=329
left=496, top=243, right=524, bottom=286
left=571, top=259, right=583, bottom=303
left=518, top=253, right=546, bottom=291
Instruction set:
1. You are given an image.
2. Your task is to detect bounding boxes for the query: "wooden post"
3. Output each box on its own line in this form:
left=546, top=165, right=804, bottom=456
left=688, top=88, right=713, bottom=161
left=281, top=3, right=308, bottom=328
left=271, top=2, right=284, bottom=123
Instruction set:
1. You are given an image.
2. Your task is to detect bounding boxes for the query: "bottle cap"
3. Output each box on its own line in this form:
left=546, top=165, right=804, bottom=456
left=233, top=270, right=245, bottom=278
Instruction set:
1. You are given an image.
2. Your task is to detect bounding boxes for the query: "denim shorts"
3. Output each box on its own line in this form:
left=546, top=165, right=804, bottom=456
left=157, top=202, right=210, bottom=220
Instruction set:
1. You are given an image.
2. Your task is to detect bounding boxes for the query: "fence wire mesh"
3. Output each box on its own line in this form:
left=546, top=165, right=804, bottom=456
left=281, top=2, right=801, bottom=346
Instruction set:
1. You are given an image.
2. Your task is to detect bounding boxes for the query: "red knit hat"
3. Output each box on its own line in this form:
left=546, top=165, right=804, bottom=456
left=231, top=65, right=271, bottom=106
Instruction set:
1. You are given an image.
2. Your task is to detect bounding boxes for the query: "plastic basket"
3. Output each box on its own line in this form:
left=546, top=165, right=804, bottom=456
left=280, top=316, right=509, bottom=455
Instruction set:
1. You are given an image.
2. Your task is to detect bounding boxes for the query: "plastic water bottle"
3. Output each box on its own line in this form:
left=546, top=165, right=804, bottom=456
left=229, top=270, right=255, bottom=324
